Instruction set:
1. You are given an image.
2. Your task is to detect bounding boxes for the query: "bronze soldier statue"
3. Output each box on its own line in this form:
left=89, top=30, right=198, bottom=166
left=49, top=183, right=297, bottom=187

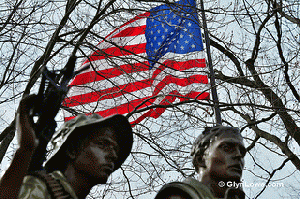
left=155, top=126, right=246, bottom=199
left=0, top=95, right=133, bottom=199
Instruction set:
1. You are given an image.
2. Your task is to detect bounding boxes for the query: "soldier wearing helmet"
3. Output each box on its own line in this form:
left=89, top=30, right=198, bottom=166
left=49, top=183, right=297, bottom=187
left=0, top=95, right=133, bottom=199
left=155, top=125, right=246, bottom=199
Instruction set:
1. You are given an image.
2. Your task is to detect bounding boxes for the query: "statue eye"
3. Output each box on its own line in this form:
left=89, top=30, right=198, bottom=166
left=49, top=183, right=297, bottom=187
left=95, top=139, right=117, bottom=152
left=222, top=144, right=233, bottom=152
left=95, top=140, right=107, bottom=149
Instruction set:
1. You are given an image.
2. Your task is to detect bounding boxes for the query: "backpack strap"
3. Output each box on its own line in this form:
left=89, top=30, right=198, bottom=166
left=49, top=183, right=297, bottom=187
left=29, top=170, right=73, bottom=199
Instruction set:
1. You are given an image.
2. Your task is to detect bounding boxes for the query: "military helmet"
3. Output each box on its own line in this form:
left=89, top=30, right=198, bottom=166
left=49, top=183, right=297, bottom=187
left=45, top=113, right=133, bottom=171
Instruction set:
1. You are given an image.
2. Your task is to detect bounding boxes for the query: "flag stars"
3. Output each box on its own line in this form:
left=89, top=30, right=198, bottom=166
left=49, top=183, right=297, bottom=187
left=146, top=4, right=203, bottom=61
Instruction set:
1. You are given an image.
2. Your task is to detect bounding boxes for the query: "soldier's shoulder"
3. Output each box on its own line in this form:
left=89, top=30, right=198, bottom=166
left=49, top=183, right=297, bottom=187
left=19, top=174, right=51, bottom=199
left=155, top=177, right=216, bottom=199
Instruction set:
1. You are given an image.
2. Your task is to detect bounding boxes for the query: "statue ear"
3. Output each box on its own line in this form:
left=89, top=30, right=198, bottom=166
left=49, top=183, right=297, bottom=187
left=65, top=144, right=78, bottom=160
left=194, top=156, right=206, bottom=173
left=66, top=148, right=76, bottom=160
left=197, top=156, right=206, bottom=168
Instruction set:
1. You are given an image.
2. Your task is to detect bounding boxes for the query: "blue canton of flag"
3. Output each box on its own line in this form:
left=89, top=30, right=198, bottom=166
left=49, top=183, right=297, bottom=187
left=145, top=0, right=204, bottom=67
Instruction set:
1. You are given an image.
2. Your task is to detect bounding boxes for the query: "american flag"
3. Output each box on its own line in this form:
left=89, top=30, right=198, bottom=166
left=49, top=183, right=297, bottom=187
left=63, top=0, right=209, bottom=125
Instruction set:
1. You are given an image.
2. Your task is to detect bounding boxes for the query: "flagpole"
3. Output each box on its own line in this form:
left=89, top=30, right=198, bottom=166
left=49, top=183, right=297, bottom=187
left=199, top=0, right=222, bottom=124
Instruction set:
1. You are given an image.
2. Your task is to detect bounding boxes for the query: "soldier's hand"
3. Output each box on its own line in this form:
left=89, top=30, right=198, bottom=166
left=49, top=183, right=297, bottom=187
left=0, top=94, right=40, bottom=199
left=16, top=94, right=39, bottom=152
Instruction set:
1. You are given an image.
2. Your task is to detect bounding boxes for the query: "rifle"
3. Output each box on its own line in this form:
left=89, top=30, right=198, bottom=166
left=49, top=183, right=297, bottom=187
left=28, top=55, right=76, bottom=172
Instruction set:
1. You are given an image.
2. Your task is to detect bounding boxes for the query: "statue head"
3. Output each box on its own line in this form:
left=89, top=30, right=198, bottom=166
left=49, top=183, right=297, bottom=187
left=45, top=114, right=133, bottom=183
left=154, top=125, right=246, bottom=199
left=191, top=125, right=246, bottom=182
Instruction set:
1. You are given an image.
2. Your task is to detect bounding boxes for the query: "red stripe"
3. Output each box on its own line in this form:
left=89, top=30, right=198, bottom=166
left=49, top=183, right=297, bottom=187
left=64, top=79, right=152, bottom=107
left=70, top=61, right=150, bottom=86
left=71, top=58, right=205, bottom=86
left=131, top=91, right=209, bottom=126
left=153, top=74, right=208, bottom=95
left=85, top=43, right=146, bottom=63
left=164, top=59, right=206, bottom=70
left=150, top=59, right=206, bottom=81
left=64, top=96, right=155, bottom=121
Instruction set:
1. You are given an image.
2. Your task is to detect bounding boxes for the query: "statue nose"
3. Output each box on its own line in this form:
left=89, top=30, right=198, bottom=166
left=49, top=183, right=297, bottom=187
left=106, top=146, right=118, bottom=162
left=236, top=148, right=242, bottom=157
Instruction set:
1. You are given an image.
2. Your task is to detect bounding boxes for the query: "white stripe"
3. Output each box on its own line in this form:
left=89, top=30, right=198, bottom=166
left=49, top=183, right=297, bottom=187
left=95, top=34, right=146, bottom=51
left=106, top=17, right=147, bottom=40
left=159, top=51, right=206, bottom=62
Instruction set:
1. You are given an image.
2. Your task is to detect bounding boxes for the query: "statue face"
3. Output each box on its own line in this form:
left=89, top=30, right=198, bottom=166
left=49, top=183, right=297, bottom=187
left=202, top=131, right=246, bottom=181
left=73, top=127, right=119, bottom=183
